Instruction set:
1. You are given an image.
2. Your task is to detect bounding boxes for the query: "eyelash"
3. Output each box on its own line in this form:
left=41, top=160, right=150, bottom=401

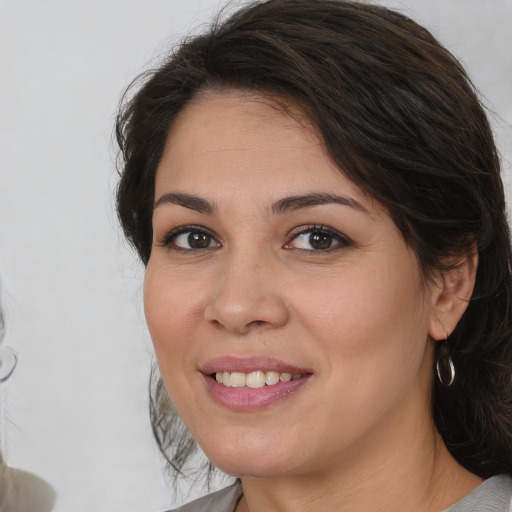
left=285, top=224, right=351, bottom=253
left=158, top=225, right=220, bottom=253
left=157, top=224, right=351, bottom=253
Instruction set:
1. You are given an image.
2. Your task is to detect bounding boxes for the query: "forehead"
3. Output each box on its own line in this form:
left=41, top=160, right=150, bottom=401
left=165, top=90, right=318, bottom=162
left=155, top=90, right=365, bottom=203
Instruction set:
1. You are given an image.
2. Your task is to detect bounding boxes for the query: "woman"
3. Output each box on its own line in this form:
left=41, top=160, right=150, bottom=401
left=115, top=0, right=512, bottom=510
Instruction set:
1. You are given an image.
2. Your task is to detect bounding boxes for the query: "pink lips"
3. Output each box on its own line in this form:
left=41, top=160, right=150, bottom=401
left=201, top=356, right=313, bottom=411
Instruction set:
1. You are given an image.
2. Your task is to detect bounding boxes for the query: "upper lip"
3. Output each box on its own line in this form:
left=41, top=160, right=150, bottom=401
left=201, top=355, right=313, bottom=375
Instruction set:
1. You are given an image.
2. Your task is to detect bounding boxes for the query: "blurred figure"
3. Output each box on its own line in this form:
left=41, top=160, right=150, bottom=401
left=0, top=297, right=16, bottom=511
left=0, top=286, right=55, bottom=512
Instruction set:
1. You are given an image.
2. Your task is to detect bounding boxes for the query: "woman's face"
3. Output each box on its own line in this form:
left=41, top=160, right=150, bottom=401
left=145, top=91, right=442, bottom=479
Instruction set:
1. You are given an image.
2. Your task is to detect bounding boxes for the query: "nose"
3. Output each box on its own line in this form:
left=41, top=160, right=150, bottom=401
left=204, top=252, right=290, bottom=335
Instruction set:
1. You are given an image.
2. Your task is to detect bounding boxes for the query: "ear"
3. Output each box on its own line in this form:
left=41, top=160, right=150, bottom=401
left=428, top=246, right=478, bottom=340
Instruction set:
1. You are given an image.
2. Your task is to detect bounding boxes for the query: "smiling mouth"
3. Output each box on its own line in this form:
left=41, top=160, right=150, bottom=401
left=204, top=363, right=312, bottom=409
left=213, top=371, right=304, bottom=388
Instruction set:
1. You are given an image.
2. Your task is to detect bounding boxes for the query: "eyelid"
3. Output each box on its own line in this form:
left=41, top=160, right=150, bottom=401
left=284, top=224, right=352, bottom=251
left=157, top=225, right=221, bottom=250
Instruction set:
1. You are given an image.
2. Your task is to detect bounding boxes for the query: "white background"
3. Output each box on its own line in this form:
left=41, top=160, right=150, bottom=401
left=0, top=1, right=510, bottom=511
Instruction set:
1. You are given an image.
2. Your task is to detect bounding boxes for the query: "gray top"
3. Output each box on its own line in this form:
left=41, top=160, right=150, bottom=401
left=168, top=482, right=242, bottom=512
left=443, top=475, right=512, bottom=512
left=168, top=474, right=512, bottom=511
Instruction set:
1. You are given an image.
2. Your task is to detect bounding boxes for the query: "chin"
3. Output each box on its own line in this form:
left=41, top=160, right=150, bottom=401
left=213, top=458, right=294, bottom=479
left=199, top=434, right=300, bottom=478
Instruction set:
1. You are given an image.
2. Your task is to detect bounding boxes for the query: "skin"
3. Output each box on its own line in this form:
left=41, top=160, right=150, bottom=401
left=144, top=91, right=481, bottom=512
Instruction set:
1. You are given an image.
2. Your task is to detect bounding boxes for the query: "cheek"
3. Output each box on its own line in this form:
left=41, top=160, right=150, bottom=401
left=302, top=265, right=427, bottom=342
left=143, top=267, right=206, bottom=422
left=297, top=271, right=432, bottom=440
left=295, top=259, right=431, bottom=390
left=143, top=266, right=200, bottom=368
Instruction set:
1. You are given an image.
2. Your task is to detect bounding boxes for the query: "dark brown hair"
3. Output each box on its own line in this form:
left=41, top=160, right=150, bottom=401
left=116, top=0, right=512, bottom=481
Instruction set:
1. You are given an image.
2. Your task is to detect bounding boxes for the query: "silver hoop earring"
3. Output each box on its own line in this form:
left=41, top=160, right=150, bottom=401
left=436, top=340, right=455, bottom=386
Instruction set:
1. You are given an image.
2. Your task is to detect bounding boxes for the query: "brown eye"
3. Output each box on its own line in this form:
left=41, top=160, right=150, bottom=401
left=286, top=226, right=350, bottom=252
left=308, top=232, right=333, bottom=250
left=188, top=232, right=212, bottom=249
left=163, top=228, right=220, bottom=250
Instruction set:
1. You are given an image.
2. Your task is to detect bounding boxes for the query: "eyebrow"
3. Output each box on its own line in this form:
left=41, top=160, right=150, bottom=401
left=271, top=193, right=367, bottom=214
left=154, top=191, right=367, bottom=215
left=154, top=192, right=216, bottom=214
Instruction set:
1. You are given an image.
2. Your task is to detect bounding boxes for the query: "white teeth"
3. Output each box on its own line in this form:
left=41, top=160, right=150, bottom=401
left=230, top=372, right=246, bottom=388
left=246, top=371, right=265, bottom=388
left=215, top=371, right=302, bottom=387
left=265, top=371, right=280, bottom=386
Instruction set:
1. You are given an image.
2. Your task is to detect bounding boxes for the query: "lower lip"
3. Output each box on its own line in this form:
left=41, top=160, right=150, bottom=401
left=203, top=374, right=311, bottom=411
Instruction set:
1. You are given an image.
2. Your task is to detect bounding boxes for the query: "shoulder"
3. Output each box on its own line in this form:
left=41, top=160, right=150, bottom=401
left=444, top=474, right=512, bottom=512
left=165, top=482, right=243, bottom=512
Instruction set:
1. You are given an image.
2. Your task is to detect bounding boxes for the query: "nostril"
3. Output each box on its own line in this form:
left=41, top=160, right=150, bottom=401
left=209, top=319, right=266, bottom=331
left=209, top=318, right=224, bottom=330
left=248, top=320, right=266, bottom=327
